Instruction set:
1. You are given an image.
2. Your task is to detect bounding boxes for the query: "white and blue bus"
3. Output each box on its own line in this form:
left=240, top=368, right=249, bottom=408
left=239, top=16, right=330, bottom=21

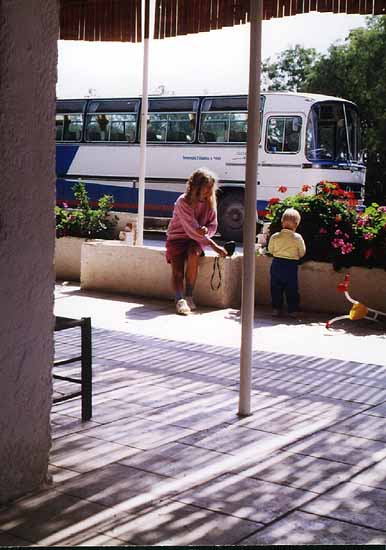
left=56, top=91, right=365, bottom=241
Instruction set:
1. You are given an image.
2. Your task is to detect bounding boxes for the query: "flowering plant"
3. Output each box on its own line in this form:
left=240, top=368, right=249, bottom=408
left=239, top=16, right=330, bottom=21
left=266, top=182, right=386, bottom=269
left=56, top=180, right=118, bottom=239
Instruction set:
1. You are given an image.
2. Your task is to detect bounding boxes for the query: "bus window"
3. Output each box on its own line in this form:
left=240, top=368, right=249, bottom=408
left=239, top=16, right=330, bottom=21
left=266, top=116, right=302, bottom=153
left=147, top=113, right=167, bottom=142
left=229, top=113, right=248, bottom=142
left=146, top=112, right=196, bottom=143
left=86, top=113, right=137, bottom=142
left=306, top=101, right=360, bottom=162
left=167, top=113, right=196, bottom=142
left=56, top=114, right=83, bottom=141
left=199, top=112, right=228, bottom=142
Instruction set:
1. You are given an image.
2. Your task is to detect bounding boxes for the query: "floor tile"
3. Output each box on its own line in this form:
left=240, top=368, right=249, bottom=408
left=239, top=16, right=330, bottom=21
left=302, top=482, right=386, bottom=532
left=240, top=510, right=386, bottom=545
left=172, top=472, right=314, bottom=524
left=81, top=416, right=195, bottom=450
left=328, top=413, right=386, bottom=442
left=50, top=433, right=140, bottom=472
left=232, top=450, right=361, bottom=493
left=118, top=442, right=226, bottom=479
left=285, top=431, right=386, bottom=465
left=55, top=462, right=167, bottom=510
left=102, top=499, right=262, bottom=545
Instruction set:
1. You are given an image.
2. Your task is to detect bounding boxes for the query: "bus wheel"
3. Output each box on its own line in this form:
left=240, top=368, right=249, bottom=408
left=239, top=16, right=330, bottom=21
left=218, top=190, right=244, bottom=242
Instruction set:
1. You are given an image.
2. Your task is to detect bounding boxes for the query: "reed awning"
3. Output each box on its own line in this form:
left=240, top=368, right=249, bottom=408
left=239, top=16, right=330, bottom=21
left=59, top=0, right=385, bottom=42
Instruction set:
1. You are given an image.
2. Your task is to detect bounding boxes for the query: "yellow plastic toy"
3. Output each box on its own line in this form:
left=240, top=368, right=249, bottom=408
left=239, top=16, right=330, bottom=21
left=326, top=274, right=386, bottom=329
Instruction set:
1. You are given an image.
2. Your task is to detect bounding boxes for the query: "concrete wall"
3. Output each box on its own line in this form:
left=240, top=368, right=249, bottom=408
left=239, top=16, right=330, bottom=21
left=256, top=255, right=386, bottom=314
left=81, top=242, right=242, bottom=308
left=0, top=1, right=57, bottom=503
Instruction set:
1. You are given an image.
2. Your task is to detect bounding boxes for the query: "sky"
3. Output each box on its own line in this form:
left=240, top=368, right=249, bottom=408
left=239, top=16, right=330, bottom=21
left=57, top=13, right=367, bottom=99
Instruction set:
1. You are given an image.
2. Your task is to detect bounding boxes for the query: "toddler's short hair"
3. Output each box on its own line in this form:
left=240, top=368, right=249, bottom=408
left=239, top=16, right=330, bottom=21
left=281, top=208, right=301, bottom=229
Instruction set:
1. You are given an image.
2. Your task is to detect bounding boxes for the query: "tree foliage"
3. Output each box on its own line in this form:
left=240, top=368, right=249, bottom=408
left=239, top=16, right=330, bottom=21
left=262, top=17, right=386, bottom=203
left=262, top=44, right=320, bottom=92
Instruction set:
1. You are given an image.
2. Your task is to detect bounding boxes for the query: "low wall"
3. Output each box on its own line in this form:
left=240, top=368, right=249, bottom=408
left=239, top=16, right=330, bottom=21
left=255, top=255, right=386, bottom=314
left=81, top=241, right=242, bottom=309
left=55, top=237, right=86, bottom=281
left=55, top=239, right=386, bottom=314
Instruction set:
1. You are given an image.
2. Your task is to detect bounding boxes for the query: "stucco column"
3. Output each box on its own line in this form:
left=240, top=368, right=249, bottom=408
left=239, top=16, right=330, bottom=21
left=0, top=0, right=58, bottom=503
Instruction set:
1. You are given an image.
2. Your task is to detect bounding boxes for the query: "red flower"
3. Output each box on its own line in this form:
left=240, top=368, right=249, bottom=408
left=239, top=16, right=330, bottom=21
left=335, top=215, right=342, bottom=222
left=268, top=197, right=280, bottom=206
left=277, top=186, right=288, bottom=193
left=302, top=185, right=311, bottom=192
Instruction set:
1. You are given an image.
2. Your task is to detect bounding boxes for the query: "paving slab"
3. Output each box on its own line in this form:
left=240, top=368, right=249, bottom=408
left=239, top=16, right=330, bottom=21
left=231, top=450, right=361, bottom=493
left=50, top=432, right=141, bottom=473
left=55, top=462, right=168, bottom=510
left=172, top=472, right=314, bottom=524
left=178, top=422, right=287, bottom=454
left=302, top=481, right=386, bottom=532
left=117, top=442, right=227, bottom=479
left=284, top=431, right=386, bottom=465
left=327, top=413, right=386, bottom=442
left=350, top=458, right=386, bottom=491
left=364, top=402, right=386, bottom=417
left=81, top=416, right=195, bottom=450
left=239, top=510, right=386, bottom=544
left=101, top=499, right=263, bottom=545
left=0, top=489, right=107, bottom=544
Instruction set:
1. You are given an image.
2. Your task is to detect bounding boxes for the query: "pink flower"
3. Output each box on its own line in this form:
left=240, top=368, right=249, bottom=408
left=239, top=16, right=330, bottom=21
left=363, top=232, right=374, bottom=240
left=377, top=206, right=386, bottom=213
left=319, top=228, right=328, bottom=234
left=341, top=243, right=354, bottom=255
left=335, top=229, right=342, bottom=235
left=62, top=202, right=69, bottom=209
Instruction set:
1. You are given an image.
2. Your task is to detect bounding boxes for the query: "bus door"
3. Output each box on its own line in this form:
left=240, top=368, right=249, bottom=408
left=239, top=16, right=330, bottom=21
left=259, top=112, right=305, bottom=204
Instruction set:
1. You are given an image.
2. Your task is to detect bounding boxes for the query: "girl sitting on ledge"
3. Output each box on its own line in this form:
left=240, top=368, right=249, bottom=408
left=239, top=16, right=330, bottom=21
left=165, top=168, right=227, bottom=315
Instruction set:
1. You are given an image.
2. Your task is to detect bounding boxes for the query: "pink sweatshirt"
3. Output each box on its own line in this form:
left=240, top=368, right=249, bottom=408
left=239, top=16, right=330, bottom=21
left=166, top=194, right=218, bottom=249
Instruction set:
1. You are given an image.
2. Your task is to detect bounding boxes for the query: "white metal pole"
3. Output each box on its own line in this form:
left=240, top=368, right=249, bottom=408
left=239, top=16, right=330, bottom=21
left=137, top=0, right=151, bottom=246
left=238, top=0, right=263, bottom=417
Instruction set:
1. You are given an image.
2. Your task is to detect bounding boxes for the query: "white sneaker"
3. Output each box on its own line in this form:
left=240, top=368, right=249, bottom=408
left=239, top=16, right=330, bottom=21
left=185, top=296, right=197, bottom=311
left=176, top=298, right=191, bottom=315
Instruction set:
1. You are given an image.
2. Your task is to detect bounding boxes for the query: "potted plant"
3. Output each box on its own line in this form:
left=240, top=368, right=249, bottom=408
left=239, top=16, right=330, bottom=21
left=55, top=180, right=118, bottom=281
left=265, top=182, right=386, bottom=270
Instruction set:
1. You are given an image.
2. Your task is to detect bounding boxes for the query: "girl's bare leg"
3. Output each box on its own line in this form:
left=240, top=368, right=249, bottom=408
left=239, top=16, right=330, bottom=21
left=185, top=243, right=201, bottom=295
left=171, top=255, right=185, bottom=300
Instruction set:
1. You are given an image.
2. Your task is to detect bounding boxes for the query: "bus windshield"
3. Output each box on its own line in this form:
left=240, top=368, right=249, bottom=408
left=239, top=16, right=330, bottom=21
left=306, top=101, right=361, bottom=163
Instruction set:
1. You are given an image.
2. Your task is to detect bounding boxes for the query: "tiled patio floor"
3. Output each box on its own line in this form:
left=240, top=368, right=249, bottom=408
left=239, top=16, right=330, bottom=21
left=1, top=284, right=385, bottom=545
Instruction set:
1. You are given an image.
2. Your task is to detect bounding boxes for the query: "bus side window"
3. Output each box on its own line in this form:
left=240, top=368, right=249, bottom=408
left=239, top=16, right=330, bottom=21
left=199, top=113, right=228, bottom=143
left=56, top=116, right=64, bottom=141
left=167, top=113, right=196, bottom=143
left=266, top=116, right=302, bottom=153
left=63, top=114, right=83, bottom=141
left=229, top=113, right=247, bottom=142
left=86, top=114, right=110, bottom=141
left=109, top=114, right=137, bottom=142
left=147, top=114, right=167, bottom=142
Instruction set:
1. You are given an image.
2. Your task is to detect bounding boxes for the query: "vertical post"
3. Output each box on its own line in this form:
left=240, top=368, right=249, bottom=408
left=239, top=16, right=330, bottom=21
left=137, top=0, right=151, bottom=246
left=238, top=0, right=263, bottom=417
left=81, top=317, right=92, bottom=421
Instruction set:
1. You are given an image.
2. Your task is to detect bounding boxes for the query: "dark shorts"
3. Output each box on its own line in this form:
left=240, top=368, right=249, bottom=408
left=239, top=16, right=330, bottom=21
left=165, top=238, right=204, bottom=264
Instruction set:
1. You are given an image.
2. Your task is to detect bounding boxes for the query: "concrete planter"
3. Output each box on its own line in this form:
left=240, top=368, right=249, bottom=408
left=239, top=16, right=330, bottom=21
left=256, top=254, right=386, bottom=314
left=55, top=236, right=87, bottom=281
left=81, top=241, right=242, bottom=308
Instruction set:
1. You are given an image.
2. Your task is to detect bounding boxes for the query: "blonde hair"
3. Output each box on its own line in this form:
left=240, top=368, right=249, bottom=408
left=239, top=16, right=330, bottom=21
left=185, top=168, right=217, bottom=209
left=281, top=208, right=301, bottom=230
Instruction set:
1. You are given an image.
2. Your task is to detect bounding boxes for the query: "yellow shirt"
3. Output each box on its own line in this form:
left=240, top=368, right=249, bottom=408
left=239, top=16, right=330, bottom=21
left=268, top=228, right=306, bottom=260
